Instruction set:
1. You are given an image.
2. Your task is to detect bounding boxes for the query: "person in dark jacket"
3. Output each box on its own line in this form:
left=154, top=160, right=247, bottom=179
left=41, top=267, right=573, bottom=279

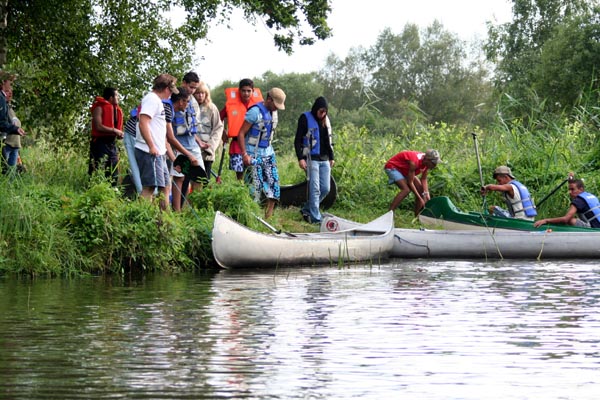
left=0, top=71, right=26, bottom=174
left=294, top=96, right=335, bottom=223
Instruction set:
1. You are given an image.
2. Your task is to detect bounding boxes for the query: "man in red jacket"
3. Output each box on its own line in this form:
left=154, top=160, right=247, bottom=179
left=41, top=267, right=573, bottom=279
left=384, top=149, right=441, bottom=215
left=88, top=87, right=124, bottom=186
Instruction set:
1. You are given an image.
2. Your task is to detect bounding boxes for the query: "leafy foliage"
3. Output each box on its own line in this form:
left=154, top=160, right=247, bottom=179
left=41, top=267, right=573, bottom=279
left=1, top=0, right=333, bottom=151
left=485, top=0, right=599, bottom=113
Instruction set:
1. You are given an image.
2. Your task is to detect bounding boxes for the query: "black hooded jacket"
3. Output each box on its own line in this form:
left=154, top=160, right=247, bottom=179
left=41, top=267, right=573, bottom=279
left=294, top=96, right=334, bottom=161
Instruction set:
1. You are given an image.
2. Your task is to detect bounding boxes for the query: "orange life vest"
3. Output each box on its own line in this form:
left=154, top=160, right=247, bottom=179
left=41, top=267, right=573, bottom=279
left=224, top=87, right=263, bottom=138
left=90, top=96, right=123, bottom=139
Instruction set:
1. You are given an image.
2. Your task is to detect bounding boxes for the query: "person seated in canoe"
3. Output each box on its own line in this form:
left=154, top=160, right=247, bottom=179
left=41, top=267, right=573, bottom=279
left=384, top=149, right=441, bottom=215
left=480, top=166, right=537, bottom=220
left=533, top=178, right=600, bottom=229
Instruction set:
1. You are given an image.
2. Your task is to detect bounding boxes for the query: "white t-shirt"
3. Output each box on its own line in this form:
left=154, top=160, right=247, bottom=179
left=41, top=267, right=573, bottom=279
left=135, top=91, right=167, bottom=155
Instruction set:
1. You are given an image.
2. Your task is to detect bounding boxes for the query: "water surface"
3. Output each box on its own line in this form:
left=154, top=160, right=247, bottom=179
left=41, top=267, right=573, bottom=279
left=1, top=260, right=599, bottom=399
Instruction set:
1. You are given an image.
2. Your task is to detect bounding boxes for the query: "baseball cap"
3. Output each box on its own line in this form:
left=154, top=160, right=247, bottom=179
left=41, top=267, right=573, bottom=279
left=268, top=87, right=286, bottom=110
left=493, top=166, right=515, bottom=179
left=425, top=149, right=441, bottom=165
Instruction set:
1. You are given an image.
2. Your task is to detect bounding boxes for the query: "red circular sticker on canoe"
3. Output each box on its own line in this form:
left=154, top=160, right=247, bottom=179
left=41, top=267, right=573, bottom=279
left=325, top=219, right=339, bottom=232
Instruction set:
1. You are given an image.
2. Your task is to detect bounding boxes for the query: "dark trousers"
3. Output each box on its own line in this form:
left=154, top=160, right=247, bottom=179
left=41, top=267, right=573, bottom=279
left=88, top=138, right=119, bottom=186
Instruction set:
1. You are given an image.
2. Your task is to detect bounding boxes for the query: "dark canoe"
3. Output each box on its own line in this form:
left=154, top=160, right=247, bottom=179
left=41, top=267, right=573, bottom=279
left=122, top=173, right=338, bottom=209
left=419, top=196, right=593, bottom=232
left=278, top=176, right=337, bottom=209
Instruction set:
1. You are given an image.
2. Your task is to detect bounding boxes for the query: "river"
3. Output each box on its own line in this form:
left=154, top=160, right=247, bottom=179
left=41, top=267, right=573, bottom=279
left=1, top=260, right=599, bottom=399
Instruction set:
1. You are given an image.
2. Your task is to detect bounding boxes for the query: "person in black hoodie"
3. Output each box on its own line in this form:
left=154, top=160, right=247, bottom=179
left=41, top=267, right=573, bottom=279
left=294, top=96, right=335, bottom=223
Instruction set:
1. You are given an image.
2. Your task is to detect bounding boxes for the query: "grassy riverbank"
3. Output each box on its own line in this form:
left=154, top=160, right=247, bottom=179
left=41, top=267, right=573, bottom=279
left=1, top=108, right=598, bottom=275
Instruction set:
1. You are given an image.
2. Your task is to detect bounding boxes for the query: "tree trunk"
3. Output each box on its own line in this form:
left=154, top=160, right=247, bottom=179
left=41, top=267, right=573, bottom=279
left=0, top=0, right=7, bottom=67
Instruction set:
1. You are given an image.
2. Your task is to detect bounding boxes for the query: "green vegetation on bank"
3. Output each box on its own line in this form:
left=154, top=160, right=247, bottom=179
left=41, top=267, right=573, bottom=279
left=2, top=96, right=598, bottom=276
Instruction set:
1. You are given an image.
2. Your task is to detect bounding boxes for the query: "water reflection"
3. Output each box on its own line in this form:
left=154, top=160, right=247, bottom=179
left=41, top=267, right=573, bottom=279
left=0, top=261, right=599, bottom=399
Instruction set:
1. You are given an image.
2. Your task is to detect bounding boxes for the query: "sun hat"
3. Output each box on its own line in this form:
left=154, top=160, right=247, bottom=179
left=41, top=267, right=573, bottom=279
left=425, top=149, right=441, bottom=165
left=493, top=165, right=515, bottom=179
left=268, top=87, right=286, bottom=110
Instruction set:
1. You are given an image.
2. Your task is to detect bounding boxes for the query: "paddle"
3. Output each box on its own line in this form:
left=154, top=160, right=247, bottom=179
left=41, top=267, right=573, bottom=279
left=472, top=132, right=488, bottom=213
left=536, top=175, right=572, bottom=209
left=215, top=143, right=226, bottom=183
left=253, top=213, right=296, bottom=237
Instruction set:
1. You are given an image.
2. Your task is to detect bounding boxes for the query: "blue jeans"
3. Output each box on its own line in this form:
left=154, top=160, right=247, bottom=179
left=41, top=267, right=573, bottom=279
left=2, top=144, right=19, bottom=167
left=124, top=132, right=142, bottom=194
left=302, top=160, right=331, bottom=223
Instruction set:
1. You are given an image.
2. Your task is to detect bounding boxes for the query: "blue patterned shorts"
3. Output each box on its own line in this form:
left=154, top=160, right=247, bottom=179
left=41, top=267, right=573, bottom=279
left=250, top=154, right=280, bottom=201
left=229, top=153, right=244, bottom=173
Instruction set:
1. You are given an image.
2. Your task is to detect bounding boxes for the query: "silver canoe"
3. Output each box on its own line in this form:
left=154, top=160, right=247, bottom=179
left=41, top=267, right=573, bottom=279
left=211, top=211, right=395, bottom=268
left=321, top=213, right=600, bottom=259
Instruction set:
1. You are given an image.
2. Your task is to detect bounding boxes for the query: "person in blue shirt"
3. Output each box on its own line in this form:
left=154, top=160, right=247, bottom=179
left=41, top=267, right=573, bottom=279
left=237, top=88, right=286, bottom=219
left=534, top=178, right=600, bottom=229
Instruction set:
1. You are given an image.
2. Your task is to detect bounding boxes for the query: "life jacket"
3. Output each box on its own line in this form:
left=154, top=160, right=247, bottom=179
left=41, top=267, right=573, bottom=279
left=577, top=191, right=600, bottom=223
left=503, top=180, right=537, bottom=217
left=302, top=111, right=321, bottom=156
left=246, top=102, right=273, bottom=149
left=171, top=98, right=199, bottom=136
left=224, top=87, right=263, bottom=137
left=90, top=96, right=123, bottom=139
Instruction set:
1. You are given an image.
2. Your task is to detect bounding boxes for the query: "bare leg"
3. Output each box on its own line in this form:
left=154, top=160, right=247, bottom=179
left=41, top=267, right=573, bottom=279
left=389, top=179, right=410, bottom=210
left=158, top=187, right=169, bottom=211
left=265, top=199, right=276, bottom=219
left=140, top=187, right=155, bottom=201
left=172, top=176, right=184, bottom=212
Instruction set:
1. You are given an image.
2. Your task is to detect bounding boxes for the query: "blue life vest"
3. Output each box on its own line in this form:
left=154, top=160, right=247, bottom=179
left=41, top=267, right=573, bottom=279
left=162, top=98, right=174, bottom=122
left=172, top=101, right=197, bottom=136
left=172, top=101, right=198, bottom=136
left=504, top=180, right=537, bottom=217
left=246, top=102, right=273, bottom=148
left=577, top=191, right=600, bottom=224
left=302, top=111, right=321, bottom=156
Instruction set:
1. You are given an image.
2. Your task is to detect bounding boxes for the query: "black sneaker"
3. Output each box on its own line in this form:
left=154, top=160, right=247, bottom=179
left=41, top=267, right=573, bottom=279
left=301, top=210, right=310, bottom=223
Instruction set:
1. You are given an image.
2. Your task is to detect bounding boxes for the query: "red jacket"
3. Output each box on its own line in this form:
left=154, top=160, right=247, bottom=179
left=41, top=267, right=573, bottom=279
left=90, top=96, right=123, bottom=139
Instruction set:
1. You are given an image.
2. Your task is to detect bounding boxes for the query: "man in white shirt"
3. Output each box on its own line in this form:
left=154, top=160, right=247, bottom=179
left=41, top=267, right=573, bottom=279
left=135, top=73, right=200, bottom=210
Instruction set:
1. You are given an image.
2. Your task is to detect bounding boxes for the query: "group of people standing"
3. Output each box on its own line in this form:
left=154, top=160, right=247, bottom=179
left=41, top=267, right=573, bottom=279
left=88, top=74, right=335, bottom=222
left=384, top=149, right=600, bottom=229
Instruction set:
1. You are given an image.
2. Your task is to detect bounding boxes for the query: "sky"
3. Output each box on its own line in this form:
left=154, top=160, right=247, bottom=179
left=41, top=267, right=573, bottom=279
left=188, top=0, right=513, bottom=88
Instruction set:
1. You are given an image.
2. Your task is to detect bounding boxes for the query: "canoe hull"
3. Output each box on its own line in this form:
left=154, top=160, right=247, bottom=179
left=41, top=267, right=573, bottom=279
left=322, top=213, right=600, bottom=259
left=212, top=211, right=394, bottom=268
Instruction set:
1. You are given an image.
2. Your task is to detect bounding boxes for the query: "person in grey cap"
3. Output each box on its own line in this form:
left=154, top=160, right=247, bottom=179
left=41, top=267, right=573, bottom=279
left=238, top=87, right=286, bottom=219
left=384, top=149, right=441, bottom=215
left=480, top=165, right=537, bottom=220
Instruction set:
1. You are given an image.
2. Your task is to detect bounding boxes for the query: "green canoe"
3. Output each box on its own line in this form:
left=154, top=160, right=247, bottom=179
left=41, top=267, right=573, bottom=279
left=419, top=196, right=594, bottom=232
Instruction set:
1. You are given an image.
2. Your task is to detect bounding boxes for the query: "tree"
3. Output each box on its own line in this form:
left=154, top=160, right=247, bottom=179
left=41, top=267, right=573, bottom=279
left=364, top=23, right=493, bottom=125
left=1, top=0, right=333, bottom=147
left=485, top=0, right=596, bottom=110
left=317, top=49, right=371, bottom=114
